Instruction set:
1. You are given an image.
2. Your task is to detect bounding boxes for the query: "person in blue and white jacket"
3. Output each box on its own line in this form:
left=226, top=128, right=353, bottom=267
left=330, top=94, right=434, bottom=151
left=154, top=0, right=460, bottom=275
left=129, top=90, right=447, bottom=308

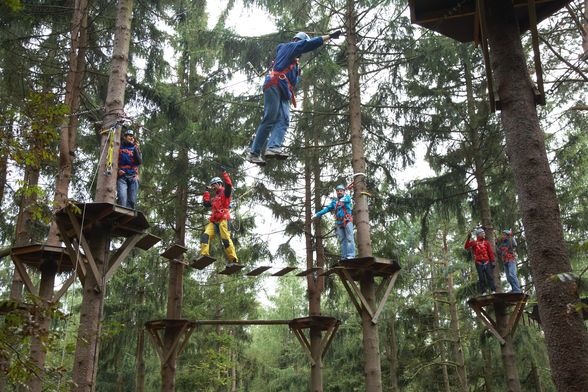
left=313, top=184, right=355, bottom=260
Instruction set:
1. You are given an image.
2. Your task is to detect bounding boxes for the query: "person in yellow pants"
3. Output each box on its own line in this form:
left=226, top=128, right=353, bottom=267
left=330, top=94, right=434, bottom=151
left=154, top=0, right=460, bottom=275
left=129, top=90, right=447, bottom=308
left=199, top=171, right=238, bottom=265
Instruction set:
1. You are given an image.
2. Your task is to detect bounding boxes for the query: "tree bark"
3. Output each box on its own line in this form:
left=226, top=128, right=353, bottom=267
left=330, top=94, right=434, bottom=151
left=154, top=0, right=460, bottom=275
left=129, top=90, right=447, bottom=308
left=47, top=0, right=89, bottom=245
left=495, top=304, right=521, bottom=392
left=161, top=146, right=188, bottom=392
left=94, top=0, right=133, bottom=204
left=583, top=0, right=588, bottom=57
left=345, top=1, right=382, bottom=391
left=480, top=333, right=494, bottom=392
left=485, top=2, right=588, bottom=390
left=464, top=56, right=499, bottom=290
left=304, top=84, right=325, bottom=392
left=72, top=0, right=133, bottom=389
left=443, top=233, right=469, bottom=392
left=385, top=316, right=399, bottom=392
left=135, top=326, right=145, bottom=392
left=530, top=360, right=544, bottom=392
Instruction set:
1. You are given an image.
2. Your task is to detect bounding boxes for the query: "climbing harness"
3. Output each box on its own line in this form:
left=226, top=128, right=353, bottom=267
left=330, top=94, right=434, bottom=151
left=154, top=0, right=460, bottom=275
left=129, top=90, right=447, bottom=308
left=100, top=126, right=116, bottom=176
left=263, top=59, right=300, bottom=107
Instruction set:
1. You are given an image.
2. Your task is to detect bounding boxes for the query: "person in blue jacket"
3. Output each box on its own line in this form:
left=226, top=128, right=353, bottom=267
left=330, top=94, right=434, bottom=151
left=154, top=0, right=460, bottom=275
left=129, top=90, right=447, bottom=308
left=117, top=128, right=142, bottom=209
left=313, top=184, right=355, bottom=260
left=247, top=30, right=342, bottom=164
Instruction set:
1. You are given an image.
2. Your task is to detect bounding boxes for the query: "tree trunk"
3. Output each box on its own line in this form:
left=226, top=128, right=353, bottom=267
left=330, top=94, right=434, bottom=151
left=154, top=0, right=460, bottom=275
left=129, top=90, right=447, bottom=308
left=463, top=56, right=499, bottom=290
left=230, top=351, right=237, bottom=392
left=485, top=2, right=588, bottom=390
left=72, top=224, right=110, bottom=392
left=72, top=0, right=133, bottom=389
left=26, top=262, right=57, bottom=392
left=47, top=0, right=89, bottom=245
left=161, top=146, right=188, bottom=392
left=94, top=0, right=134, bottom=203
left=304, top=84, right=325, bottom=392
left=583, top=0, right=588, bottom=57
left=0, top=145, right=7, bottom=208
left=385, top=316, right=399, bottom=392
left=480, top=333, right=494, bottom=392
left=495, top=304, right=521, bottom=392
left=530, top=360, right=544, bottom=392
left=135, top=327, right=145, bottom=392
left=430, top=250, right=450, bottom=392
left=345, top=1, right=382, bottom=391
left=443, top=231, right=469, bottom=392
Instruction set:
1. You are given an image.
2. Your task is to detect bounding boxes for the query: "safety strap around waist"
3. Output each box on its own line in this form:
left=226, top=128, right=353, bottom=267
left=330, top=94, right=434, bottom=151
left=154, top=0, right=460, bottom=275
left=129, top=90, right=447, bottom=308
left=263, top=61, right=298, bottom=107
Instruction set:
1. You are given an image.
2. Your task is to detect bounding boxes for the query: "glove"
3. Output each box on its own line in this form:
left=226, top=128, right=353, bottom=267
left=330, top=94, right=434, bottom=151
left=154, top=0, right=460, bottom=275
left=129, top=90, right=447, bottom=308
left=312, top=214, right=319, bottom=220
left=203, top=191, right=210, bottom=202
left=329, top=30, right=342, bottom=39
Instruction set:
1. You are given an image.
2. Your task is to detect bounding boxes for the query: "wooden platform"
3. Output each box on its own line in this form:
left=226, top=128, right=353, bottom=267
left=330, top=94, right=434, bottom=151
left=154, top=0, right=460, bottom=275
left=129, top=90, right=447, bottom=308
left=190, top=255, right=216, bottom=270
left=409, top=0, right=569, bottom=43
left=55, top=202, right=149, bottom=238
left=288, top=316, right=339, bottom=331
left=467, top=292, right=529, bottom=344
left=135, top=233, right=161, bottom=250
left=324, top=256, right=401, bottom=280
left=161, top=244, right=187, bottom=260
left=271, top=266, right=297, bottom=277
left=10, top=244, right=77, bottom=273
left=245, top=266, right=272, bottom=276
left=219, top=264, right=245, bottom=275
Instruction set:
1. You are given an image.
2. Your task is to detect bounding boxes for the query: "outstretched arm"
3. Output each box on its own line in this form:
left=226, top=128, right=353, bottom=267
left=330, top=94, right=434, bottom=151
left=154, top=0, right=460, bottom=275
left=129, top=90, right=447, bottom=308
left=223, top=171, right=232, bottom=197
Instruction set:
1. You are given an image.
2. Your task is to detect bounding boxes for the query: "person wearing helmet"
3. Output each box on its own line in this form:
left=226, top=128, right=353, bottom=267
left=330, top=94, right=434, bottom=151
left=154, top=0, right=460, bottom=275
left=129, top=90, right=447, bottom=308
left=247, top=29, right=342, bottom=164
left=312, top=184, right=355, bottom=259
left=464, top=227, right=496, bottom=294
left=198, top=171, right=238, bottom=265
left=117, top=127, right=142, bottom=209
left=497, top=229, right=521, bottom=293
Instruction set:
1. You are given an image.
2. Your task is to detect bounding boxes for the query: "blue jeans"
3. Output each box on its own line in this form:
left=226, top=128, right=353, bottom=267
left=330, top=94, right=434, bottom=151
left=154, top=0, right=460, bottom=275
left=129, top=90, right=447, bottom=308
left=117, top=176, right=139, bottom=209
left=335, top=222, right=355, bottom=259
left=250, top=86, right=290, bottom=156
left=504, top=261, right=521, bottom=293
left=475, top=262, right=496, bottom=294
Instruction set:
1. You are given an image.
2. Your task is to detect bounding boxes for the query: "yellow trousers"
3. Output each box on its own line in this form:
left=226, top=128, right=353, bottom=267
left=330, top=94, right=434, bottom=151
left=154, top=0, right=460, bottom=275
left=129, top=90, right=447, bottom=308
left=199, top=220, right=237, bottom=262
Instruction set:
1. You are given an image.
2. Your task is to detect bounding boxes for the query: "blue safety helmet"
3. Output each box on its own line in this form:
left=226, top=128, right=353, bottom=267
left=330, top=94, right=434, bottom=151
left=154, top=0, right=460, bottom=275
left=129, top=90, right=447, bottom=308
left=293, top=32, right=309, bottom=41
left=209, top=177, right=222, bottom=186
left=335, top=184, right=346, bottom=191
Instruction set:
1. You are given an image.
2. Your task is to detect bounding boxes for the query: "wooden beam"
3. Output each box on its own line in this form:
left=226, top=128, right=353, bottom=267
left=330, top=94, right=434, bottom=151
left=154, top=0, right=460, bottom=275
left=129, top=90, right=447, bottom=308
left=337, top=271, right=366, bottom=317
left=470, top=303, right=506, bottom=344
left=11, top=256, right=38, bottom=297
left=291, top=328, right=315, bottom=366
left=65, top=207, right=102, bottom=282
left=320, top=322, right=340, bottom=360
left=175, top=325, right=196, bottom=358
left=162, top=322, right=189, bottom=364
left=372, top=270, right=400, bottom=324
left=54, top=273, right=76, bottom=302
left=339, top=269, right=375, bottom=320
left=477, top=0, right=498, bottom=112
left=105, top=234, right=142, bottom=282
left=145, top=328, right=165, bottom=361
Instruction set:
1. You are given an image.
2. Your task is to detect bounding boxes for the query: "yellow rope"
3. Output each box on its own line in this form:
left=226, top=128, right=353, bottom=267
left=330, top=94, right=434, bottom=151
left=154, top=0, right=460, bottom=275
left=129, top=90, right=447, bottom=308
left=105, top=127, right=115, bottom=175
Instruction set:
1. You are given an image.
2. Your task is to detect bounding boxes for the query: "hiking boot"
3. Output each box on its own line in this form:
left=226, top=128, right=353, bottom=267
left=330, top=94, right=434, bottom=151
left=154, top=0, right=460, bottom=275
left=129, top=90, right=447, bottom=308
left=264, top=148, right=289, bottom=159
left=247, top=153, right=265, bottom=165
left=226, top=262, right=239, bottom=268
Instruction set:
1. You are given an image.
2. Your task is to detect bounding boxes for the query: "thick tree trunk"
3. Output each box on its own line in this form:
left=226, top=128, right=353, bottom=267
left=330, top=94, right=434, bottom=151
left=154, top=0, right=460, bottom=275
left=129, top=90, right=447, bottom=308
left=135, top=327, right=145, bottom=392
left=72, top=0, right=133, bottom=389
left=72, top=224, right=110, bottom=391
left=530, top=360, right=544, bottom=392
left=495, top=304, right=521, bottom=392
left=161, top=147, right=188, bottom=392
left=480, top=334, right=494, bottom=392
left=304, top=85, right=325, bottom=392
left=464, top=57, right=499, bottom=290
left=47, top=0, right=89, bottom=245
left=430, top=251, right=450, bottom=392
left=0, top=147, right=6, bottom=208
left=345, top=2, right=382, bottom=391
left=583, top=0, right=588, bottom=57
left=26, top=263, right=57, bottom=392
left=485, top=2, right=588, bottom=390
left=94, top=0, right=133, bottom=203
left=385, top=316, right=399, bottom=392
left=28, top=4, right=89, bottom=391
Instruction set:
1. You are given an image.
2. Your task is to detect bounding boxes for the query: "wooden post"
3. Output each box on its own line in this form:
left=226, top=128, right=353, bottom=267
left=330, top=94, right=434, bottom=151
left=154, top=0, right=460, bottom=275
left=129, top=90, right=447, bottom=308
left=495, top=302, right=521, bottom=392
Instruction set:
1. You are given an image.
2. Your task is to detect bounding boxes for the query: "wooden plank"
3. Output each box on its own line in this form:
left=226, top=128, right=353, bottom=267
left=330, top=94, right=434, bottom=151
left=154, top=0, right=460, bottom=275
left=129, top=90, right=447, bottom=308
left=296, top=268, right=322, bottom=277
left=190, top=255, right=216, bottom=270
left=372, top=270, right=400, bottom=324
left=145, top=328, right=165, bottom=361
left=160, top=244, right=187, bottom=260
left=291, top=328, right=315, bottom=366
left=245, top=266, right=272, bottom=276
left=11, top=256, right=38, bottom=297
left=105, top=234, right=142, bottom=282
left=271, top=267, right=296, bottom=276
left=218, top=264, right=245, bottom=275
left=135, top=233, right=161, bottom=250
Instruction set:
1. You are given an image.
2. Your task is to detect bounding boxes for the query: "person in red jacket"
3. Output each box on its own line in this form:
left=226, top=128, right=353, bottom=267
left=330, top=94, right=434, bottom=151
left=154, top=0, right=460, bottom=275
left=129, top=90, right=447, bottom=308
left=464, top=228, right=496, bottom=294
left=199, top=171, right=238, bottom=265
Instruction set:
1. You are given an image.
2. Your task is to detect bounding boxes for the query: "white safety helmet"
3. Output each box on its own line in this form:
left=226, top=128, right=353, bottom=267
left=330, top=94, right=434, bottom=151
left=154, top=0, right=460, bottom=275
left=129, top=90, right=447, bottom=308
left=293, top=32, right=309, bottom=41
